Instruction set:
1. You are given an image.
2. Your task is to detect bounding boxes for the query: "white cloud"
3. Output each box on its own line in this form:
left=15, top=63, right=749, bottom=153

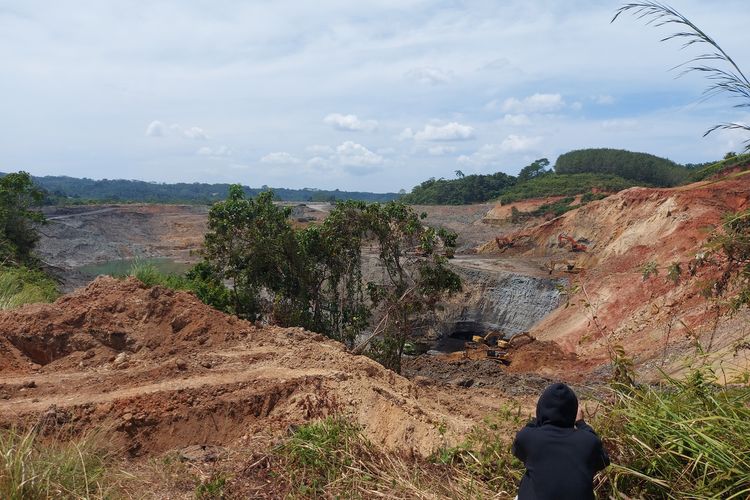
left=147, top=121, right=208, bottom=140
left=406, top=67, right=452, bottom=85
left=500, top=134, right=541, bottom=152
left=500, top=93, right=566, bottom=113
left=335, top=141, right=383, bottom=167
left=197, top=145, right=232, bottom=157
left=181, top=126, right=208, bottom=140
left=428, top=145, right=457, bottom=156
left=145, top=120, right=165, bottom=137
left=398, top=128, right=414, bottom=141
left=306, top=144, right=334, bottom=155
left=408, top=122, right=475, bottom=142
left=260, top=152, right=301, bottom=164
left=307, top=156, right=331, bottom=169
left=324, top=113, right=378, bottom=132
left=502, top=113, right=532, bottom=126
left=457, top=135, right=541, bottom=166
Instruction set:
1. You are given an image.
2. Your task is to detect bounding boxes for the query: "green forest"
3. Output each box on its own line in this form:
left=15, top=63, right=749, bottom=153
left=0, top=174, right=400, bottom=205
left=400, top=148, right=740, bottom=205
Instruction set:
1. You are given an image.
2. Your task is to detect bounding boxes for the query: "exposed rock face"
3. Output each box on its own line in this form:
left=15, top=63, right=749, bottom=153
left=434, top=266, right=565, bottom=342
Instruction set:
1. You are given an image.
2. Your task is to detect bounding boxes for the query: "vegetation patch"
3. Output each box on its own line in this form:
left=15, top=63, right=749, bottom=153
left=0, top=428, right=119, bottom=499
left=0, top=266, right=59, bottom=310
left=499, top=173, right=634, bottom=205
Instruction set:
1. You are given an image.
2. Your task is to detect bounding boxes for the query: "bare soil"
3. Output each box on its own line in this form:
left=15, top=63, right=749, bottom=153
left=0, top=277, right=541, bottom=458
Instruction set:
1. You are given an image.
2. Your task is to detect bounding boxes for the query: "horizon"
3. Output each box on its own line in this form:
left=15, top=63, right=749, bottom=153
left=1, top=1, right=748, bottom=192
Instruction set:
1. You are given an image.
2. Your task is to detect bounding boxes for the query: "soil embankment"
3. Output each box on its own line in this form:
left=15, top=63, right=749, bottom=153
left=0, top=277, right=530, bottom=457
left=478, top=176, right=750, bottom=379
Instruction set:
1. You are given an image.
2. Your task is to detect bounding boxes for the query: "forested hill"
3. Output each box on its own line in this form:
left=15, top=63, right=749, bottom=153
left=401, top=148, right=715, bottom=205
left=0, top=173, right=399, bottom=204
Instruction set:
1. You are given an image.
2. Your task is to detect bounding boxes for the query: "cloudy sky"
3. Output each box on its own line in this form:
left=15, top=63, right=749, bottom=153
left=1, top=1, right=748, bottom=192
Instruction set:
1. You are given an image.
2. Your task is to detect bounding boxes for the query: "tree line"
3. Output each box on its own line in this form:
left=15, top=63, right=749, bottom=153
left=400, top=148, right=720, bottom=205
left=0, top=173, right=399, bottom=205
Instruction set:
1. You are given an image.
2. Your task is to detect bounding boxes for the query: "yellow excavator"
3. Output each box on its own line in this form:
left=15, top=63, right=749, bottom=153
left=464, top=332, right=534, bottom=364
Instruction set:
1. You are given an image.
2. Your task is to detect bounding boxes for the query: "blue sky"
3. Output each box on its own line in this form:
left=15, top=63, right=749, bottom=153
left=1, top=0, right=748, bottom=192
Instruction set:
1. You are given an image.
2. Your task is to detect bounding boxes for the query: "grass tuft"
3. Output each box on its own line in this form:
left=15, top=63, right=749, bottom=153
left=0, top=266, right=59, bottom=310
left=0, top=427, right=117, bottom=499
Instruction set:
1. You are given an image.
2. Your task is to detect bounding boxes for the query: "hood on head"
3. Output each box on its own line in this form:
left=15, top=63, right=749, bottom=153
left=536, top=383, right=578, bottom=427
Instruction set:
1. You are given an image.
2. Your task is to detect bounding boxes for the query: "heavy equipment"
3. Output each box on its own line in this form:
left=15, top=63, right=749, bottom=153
left=495, top=233, right=531, bottom=253
left=463, top=331, right=535, bottom=364
left=558, top=233, right=588, bottom=252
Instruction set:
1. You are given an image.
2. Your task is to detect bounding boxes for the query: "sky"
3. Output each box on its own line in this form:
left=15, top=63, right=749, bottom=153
left=1, top=1, right=749, bottom=193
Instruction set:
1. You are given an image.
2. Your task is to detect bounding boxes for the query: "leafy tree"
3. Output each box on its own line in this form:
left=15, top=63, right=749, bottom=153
left=517, top=158, right=550, bottom=182
left=0, top=172, right=45, bottom=265
left=197, top=187, right=461, bottom=372
left=614, top=2, right=750, bottom=150
left=400, top=172, right=516, bottom=205
left=454, top=170, right=465, bottom=179
left=200, top=187, right=297, bottom=319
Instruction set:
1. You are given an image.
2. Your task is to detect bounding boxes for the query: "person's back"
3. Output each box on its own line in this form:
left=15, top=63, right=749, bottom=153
left=512, top=383, right=609, bottom=500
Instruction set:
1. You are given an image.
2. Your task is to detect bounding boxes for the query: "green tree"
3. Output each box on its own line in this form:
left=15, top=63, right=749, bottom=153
left=200, top=186, right=297, bottom=319
left=517, top=158, right=550, bottom=182
left=197, top=188, right=461, bottom=372
left=0, top=172, right=45, bottom=265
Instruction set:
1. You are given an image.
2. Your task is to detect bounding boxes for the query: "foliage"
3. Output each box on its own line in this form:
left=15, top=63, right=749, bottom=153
left=272, top=417, right=495, bottom=498
left=641, top=260, right=659, bottom=280
left=517, top=158, right=552, bottom=183
left=197, top=187, right=460, bottom=371
left=614, top=2, right=750, bottom=151
left=0, top=171, right=45, bottom=265
left=701, top=210, right=750, bottom=311
left=194, top=474, right=228, bottom=499
left=0, top=266, right=59, bottom=310
left=499, top=172, right=635, bottom=204
left=0, top=172, right=399, bottom=205
left=554, top=148, right=688, bottom=186
left=400, top=171, right=516, bottom=205
left=0, top=427, right=118, bottom=499
left=689, top=152, right=750, bottom=182
left=432, top=405, right=525, bottom=496
left=200, top=188, right=296, bottom=320
left=597, top=372, right=750, bottom=499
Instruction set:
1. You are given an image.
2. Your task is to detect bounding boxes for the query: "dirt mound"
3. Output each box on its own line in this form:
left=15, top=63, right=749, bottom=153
left=0, top=278, right=482, bottom=457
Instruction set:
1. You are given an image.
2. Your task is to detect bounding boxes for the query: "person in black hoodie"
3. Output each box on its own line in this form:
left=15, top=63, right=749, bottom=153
left=512, top=382, right=609, bottom=500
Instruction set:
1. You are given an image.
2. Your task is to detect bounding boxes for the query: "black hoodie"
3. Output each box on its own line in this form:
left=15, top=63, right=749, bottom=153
left=511, top=383, right=610, bottom=500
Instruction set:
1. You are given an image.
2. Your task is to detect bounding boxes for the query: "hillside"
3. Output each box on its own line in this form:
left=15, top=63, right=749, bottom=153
left=480, top=173, right=750, bottom=380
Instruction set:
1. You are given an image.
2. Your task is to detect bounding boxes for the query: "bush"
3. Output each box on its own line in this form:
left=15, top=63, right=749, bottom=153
left=0, top=266, right=59, bottom=310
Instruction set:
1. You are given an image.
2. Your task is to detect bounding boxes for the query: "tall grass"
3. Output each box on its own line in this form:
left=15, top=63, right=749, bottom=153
left=0, top=266, right=59, bottom=310
left=0, top=428, right=117, bottom=499
left=597, top=369, right=750, bottom=499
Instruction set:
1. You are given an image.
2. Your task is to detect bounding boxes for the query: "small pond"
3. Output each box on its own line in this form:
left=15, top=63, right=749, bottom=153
left=76, top=257, right=192, bottom=277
